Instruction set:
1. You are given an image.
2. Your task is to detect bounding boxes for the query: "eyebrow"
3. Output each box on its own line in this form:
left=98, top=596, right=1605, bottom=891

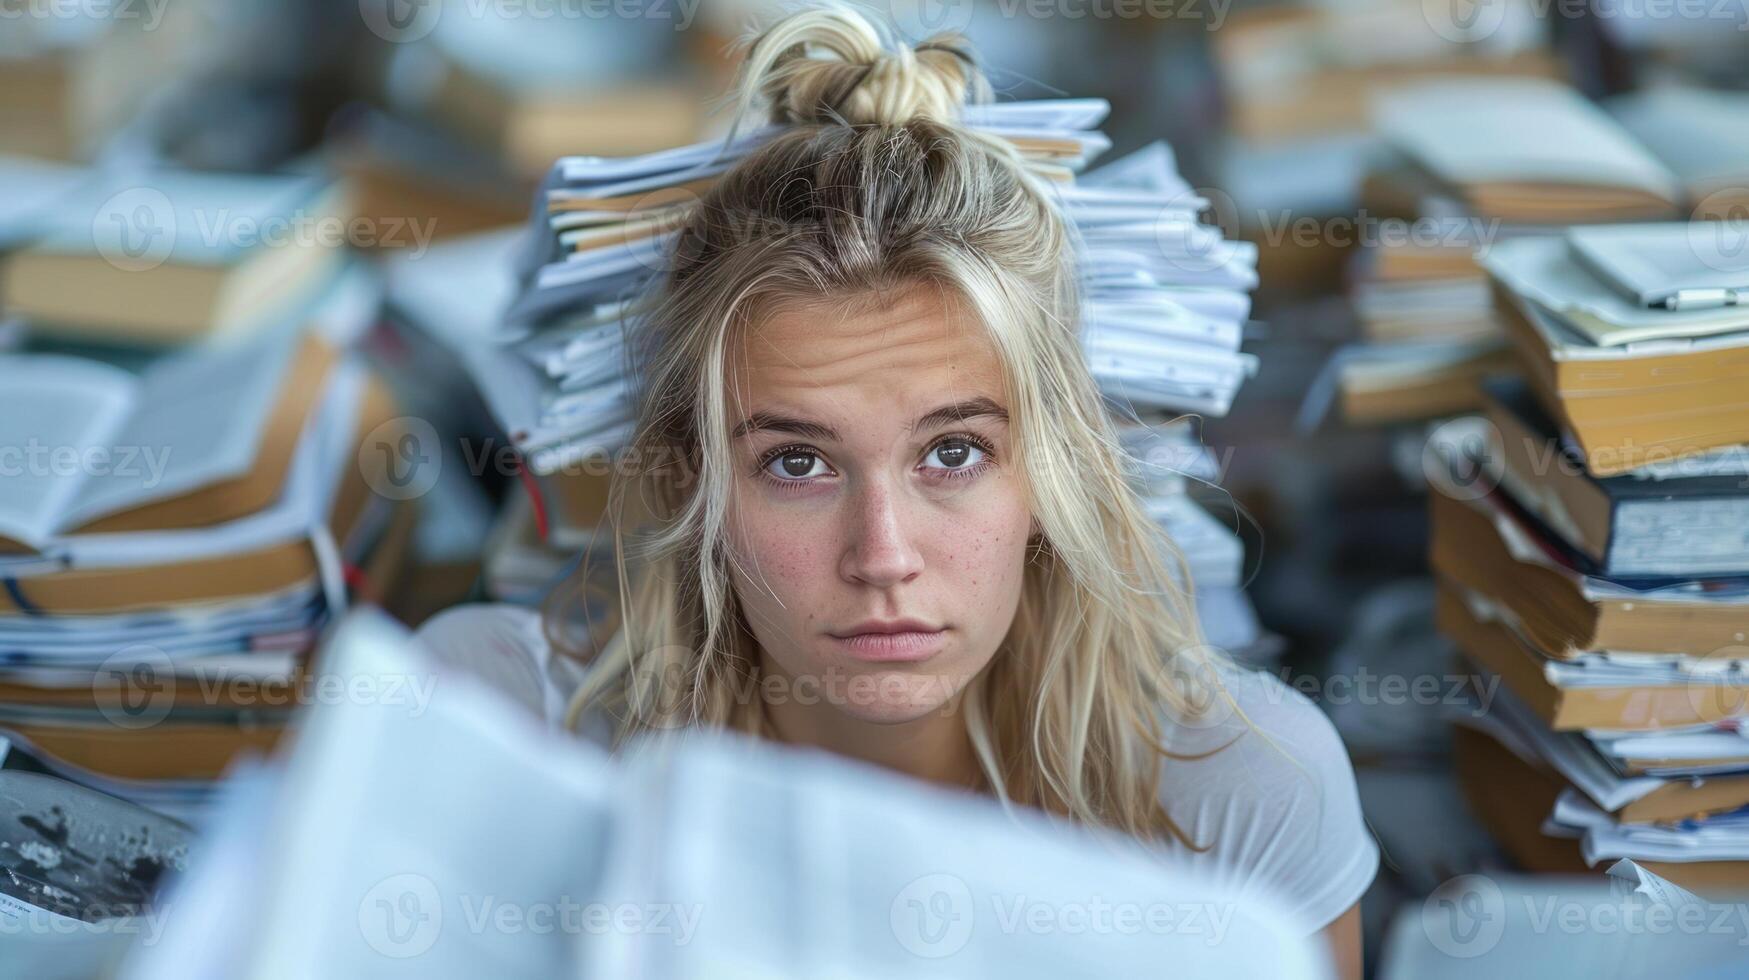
left=730, top=396, right=1009, bottom=441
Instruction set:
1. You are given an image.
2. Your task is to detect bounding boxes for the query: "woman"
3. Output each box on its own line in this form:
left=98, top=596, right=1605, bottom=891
left=418, top=6, right=1376, bottom=975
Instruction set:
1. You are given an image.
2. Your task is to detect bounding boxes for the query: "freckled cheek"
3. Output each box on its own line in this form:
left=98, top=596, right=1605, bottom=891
left=728, top=502, right=838, bottom=590
left=935, top=509, right=1030, bottom=598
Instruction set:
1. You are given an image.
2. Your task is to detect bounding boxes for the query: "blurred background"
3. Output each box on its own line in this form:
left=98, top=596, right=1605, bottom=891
left=4, top=0, right=1749, bottom=973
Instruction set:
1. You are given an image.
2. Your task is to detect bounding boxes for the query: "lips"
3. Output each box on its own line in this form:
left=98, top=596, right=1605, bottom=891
left=828, top=620, right=948, bottom=663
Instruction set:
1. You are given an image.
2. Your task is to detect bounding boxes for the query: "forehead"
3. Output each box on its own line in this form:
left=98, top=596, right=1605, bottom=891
left=727, top=283, right=1007, bottom=414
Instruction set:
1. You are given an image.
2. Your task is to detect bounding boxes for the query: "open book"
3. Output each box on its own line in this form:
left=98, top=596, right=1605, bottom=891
left=0, top=329, right=333, bottom=554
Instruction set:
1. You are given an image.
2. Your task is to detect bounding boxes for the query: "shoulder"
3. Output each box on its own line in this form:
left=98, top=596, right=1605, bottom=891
left=412, top=603, right=594, bottom=734
left=1153, top=664, right=1378, bottom=933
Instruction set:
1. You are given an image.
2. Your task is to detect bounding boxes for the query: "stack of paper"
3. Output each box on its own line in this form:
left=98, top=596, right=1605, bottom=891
left=1428, top=413, right=1749, bottom=891
left=1066, top=140, right=1260, bottom=418
left=0, top=327, right=412, bottom=820
left=120, top=608, right=1325, bottom=979
left=1119, top=420, right=1271, bottom=660
left=1372, top=78, right=1683, bottom=225
left=1209, top=0, right=1554, bottom=297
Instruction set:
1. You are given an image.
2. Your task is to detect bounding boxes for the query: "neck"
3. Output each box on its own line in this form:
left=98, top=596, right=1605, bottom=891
left=756, top=657, right=983, bottom=793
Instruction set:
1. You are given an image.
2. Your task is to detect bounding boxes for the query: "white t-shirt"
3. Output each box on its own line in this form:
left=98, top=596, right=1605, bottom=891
left=413, top=603, right=1379, bottom=933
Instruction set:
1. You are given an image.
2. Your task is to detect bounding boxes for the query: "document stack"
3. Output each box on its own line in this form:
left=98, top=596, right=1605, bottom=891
left=1120, top=420, right=1272, bottom=662
left=1427, top=278, right=1749, bottom=890
left=0, top=328, right=411, bottom=822
left=1330, top=78, right=1684, bottom=426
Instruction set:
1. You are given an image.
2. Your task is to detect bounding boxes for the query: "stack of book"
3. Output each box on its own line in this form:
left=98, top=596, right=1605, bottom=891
left=1480, top=223, right=1749, bottom=471
left=1430, top=219, right=1749, bottom=889
left=1212, top=0, right=1553, bottom=147
left=1330, top=77, right=1685, bottom=426
left=0, top=328, right=410, bottom=822
left=1209, top=0, right=1554, bottom=294
left=381, top=24, right=710, bottom=182
left=0, top=169, right=355, bottom=347
left=0, top=162, right=413, bottom=820
left=0, top=15, right=190, bottom=162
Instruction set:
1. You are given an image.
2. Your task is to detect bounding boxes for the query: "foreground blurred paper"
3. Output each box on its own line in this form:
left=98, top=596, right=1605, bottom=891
left=123, top=608, right=1325, bottom=979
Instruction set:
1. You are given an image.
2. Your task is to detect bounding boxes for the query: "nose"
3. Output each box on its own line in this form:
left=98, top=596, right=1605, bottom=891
left=839, top=476, right=925, bottom=589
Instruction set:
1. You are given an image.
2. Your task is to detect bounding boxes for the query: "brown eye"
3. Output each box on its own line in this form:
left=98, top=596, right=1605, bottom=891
left=765, top=450, right=827, bottom=481
left=924, top=439, right=984, bottom=472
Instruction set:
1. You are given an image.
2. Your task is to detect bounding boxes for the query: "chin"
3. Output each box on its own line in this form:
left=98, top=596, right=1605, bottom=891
left=815, top=663, right=966, bottom=725
left=829, top=672, right=958, bottom=728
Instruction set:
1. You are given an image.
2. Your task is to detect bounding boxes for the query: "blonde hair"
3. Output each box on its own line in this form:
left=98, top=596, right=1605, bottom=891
left=548, top=3, right=1230, bottom=847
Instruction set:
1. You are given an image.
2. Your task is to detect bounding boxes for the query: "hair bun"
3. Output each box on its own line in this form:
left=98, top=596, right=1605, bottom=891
left=732, top=5, right=987, bottom=127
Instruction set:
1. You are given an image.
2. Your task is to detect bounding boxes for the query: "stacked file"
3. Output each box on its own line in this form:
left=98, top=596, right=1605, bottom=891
left=0, top=328, right=410, bottom=821
left=1428, top=391, right=1749, bottom=889
left=1481, top=223, right=1749, bottom=473
left=1065, top=141, right=1260, bottom=418
left=1327, top=78, right=1684, bottom=427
